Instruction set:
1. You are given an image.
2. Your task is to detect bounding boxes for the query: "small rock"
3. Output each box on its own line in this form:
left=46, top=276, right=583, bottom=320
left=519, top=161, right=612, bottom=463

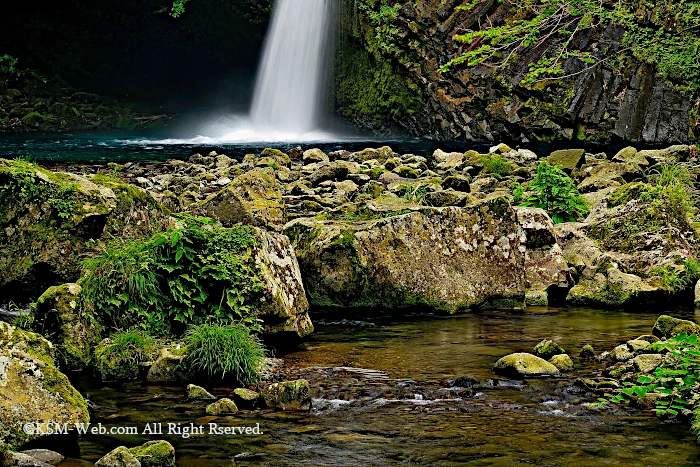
left=532, top=339, right=566, bottom=360
left=452, top=376, right=480, bottom=388
left=489, top=143, right=512, bottom=154
left=632, top=354, right=663, bottom=374
left=261, top=379, right=312, bottom=411
left=493, top=353, right=560, bottom=377
left=547, top=149, right=585, bottom=172
left=94, top=446, right=141, bottom=467
left=626, top=339, right=651, bottom=352
left=579, top=344, right=595, bottom=360
left=233, top=388, right=261, bottom=409
left=695, top=280, right=700, bottom=308
left=147, top=348, right=188, bottom=383
left=549, top=354, right=574, bottom=371
left=303, top=148, right=329, bottom=164
left=205, top=398, right=239, bottom=415
left=128, top=440, right=175, bottom=467
left=186, top=384, right=215, bottom=400
left=611, top=344, right=634, bottom=362
left=214, top=177, right=231, bottom=187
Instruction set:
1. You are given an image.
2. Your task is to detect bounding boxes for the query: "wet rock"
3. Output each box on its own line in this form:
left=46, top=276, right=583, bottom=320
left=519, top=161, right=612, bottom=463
left=350, top=146, right=395, bottom=164
left=146, top=348, right=189, bottom=383
left=206, top=398, right=239, bottom=415
left=578, top=377, right=621, bottom=392
left=32, top=283, right=98, bottom=371
left=532, top=339, right=566, bottom=360
left=308, top=161, right=357, bottom=185
left=626, top=339, right=651, bottom=352
left=128, top=441, right=175, bottom=467
left=285, top=198, right=526, bottom=312
left=2, top=452, right=52, bottom=467
left=547, top=149, right=585, bottom=173
left=199, top=167, right=287, bottom=229
left=261, top=379, right=312, bottom=411
left=632, top=354, right=663, bottom=374
left=186, top=384, right=215, bottom=401
left=452, top=376, right=480, bottom=388
left=652, top=315, right=700, bottom=338
left=549, top=354, right=574, bottom=371
left=695, top=280, right=700, bottom=308
left=0, top=322, right=89, bottom=453
left=579, top=344, right=596, bottom=360
left=94, top=338, right=159, bottom=382
left=493, top=353, right=560, bottom=377
left=233, top=388, right=262, bottom=409
left=567, top=268, right=658, bottom=308
left=16, top=450, right=63, bottom=464
left=94, top=446, right=141, bottom=467
left=303, top=148, right=329, bottom=164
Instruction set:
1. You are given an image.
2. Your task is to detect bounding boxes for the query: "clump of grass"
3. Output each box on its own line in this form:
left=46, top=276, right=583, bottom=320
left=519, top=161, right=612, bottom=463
left=94, top=329, right=159, bottom=380
left=480, top=154, right=513, bottom=177
left=183, top=323, right=267, bottom=384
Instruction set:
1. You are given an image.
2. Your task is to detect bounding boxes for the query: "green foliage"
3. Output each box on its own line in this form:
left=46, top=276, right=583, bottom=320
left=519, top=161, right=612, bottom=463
left=441, top=0, right=700, bottom=92
left=94, top=329, right=159, bottom=380
left=80, top=220, right=265, bottom=337
left=357, top=0, right=402, bottom=55
left=593, top=332, right=700, bottom=420
left=520, top=160, right=589, bottom=223
left=171, top=0, right=191, bottom=18
left=0, top=54, right=19, bottom=77
left=480, top=154, right=513, bottom=177
left=652, top=259, right=700, bottom=293
left=402, top=184, right=428, bottom=204
left=183, top=323, right=267, bottom=384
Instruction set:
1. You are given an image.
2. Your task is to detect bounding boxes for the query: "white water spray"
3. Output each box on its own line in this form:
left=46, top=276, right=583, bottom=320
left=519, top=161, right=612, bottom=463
left=249, top=0, right=334, bottom=136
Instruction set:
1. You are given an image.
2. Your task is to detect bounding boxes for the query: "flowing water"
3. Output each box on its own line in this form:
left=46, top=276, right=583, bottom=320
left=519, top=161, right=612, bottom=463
left=249, top=0, right=334, bottom=138
left=34, top=308, right=700, bottom=466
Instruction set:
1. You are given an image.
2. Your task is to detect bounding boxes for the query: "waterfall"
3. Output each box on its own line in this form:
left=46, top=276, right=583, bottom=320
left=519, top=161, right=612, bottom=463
left=250, top=0, right=334, bottom=136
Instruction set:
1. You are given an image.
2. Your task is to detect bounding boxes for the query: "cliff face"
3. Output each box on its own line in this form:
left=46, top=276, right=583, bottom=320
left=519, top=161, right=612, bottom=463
left=339, top=0, right=698, bottom=144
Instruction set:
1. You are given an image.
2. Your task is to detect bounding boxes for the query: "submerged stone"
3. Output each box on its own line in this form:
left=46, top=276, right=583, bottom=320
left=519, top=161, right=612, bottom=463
left=206, top=398, right=239, bottom=415
left=186, top=384, right=215, bottom=401
left=493, top=353, right=560, bottom=377
left=532, top=339, right=565, bottom=360
left=233, top=388, right=262, bottom=409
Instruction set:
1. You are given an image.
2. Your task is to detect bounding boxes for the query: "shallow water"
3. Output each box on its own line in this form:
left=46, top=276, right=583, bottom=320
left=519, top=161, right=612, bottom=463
left=39, top=308, right=700, bottom=466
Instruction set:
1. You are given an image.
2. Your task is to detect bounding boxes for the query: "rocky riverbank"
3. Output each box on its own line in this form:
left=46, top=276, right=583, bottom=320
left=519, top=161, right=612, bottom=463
left=1, top=142, right=700, bottom=459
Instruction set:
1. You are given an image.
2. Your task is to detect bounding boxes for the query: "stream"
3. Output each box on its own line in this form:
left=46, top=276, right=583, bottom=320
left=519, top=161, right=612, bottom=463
left=38, top=307, right=700, bottom=467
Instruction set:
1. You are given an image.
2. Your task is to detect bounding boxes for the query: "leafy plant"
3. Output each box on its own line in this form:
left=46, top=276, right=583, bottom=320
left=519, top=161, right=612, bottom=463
left=402, top=184, right=428, bottom=204
left=0, top=54, right=19, bottom=77
left=520, top=160, right=589, bottom=223
left=357, top=1, right=402, bottom=55
left=592, top=332, right=700, bottom=420
left=184, top=323, right=267, bottom=384
left=94, top=329, right=160, bottom=380
left=80, top=220, right=265, bottom=336
left=171, top=0, right=190, bottom=18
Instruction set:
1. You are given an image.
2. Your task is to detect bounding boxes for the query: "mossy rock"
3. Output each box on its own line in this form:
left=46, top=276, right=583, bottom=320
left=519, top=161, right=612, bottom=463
left=532, top=339, right=565, bottom=360
left=128, top=441, right=176, bottom=467
left=95, top=446, right=141, bottom=467
left=652, top=315, right=700, bottom=338
left=186, top=384, right=215, bottom=401
left=493, top=352, right=560, bottom=377
left=205, top=398, right=239, bottom=415
left=549, top=354, right=574, bottom=371
left=261, top=379, right=312, bottom=411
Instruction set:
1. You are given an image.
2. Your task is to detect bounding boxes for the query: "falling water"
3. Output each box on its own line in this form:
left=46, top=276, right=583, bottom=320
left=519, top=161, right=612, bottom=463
left=249, top=0, right=334, bottom=136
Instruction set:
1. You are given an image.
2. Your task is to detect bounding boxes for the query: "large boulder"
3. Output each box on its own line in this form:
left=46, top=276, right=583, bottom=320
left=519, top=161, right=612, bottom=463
left=0, top=322, right=89, bottom=453
left=199, top=167, right=286, bottom=230
left=32, top=283, right=99, bottom=371
left=0, top=160, right=168, bottom=301
left=652, top=315, right=700, bottom=338
left=493, top=353, right=560, bottom=377
left=514, top=207, right=570, bottom=305
left=547, top=149, right=585, bottom=173
left=146, top=348, right=190, bottom=383
left=284, top=197, right=526, bottom=312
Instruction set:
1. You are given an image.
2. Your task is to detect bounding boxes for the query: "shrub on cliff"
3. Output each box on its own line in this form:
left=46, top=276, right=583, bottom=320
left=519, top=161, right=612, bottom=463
left=516, top=160, right=589, bottom=223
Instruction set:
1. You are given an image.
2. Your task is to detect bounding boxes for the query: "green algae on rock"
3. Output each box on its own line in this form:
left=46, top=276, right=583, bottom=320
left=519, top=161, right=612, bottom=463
left=0, top=322, right=89, bottom=453
left=493, top=352, right=561, bottom=378
left=285, top=197, right=526, bottom=312
left=128, top=440, right=176, bottom=467
left=186, top=384, right=215, bottom=401
left=532, top=339, right=566, bottom=360
left=261, top=379, right=312, bottom=411
left=205, top=398, right=239, bottom=415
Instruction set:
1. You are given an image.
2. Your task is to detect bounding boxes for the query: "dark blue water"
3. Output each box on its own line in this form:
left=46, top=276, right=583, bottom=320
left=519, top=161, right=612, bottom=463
left=0, top=132, right=641, bottom=164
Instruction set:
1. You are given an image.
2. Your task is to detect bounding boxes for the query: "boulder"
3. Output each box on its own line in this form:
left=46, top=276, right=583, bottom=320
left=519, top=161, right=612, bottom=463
left=2, top=452, right=52, bottom=467
left=302, top=148, right=329, bottom=164
left=128, top=441, right=176, bottom=467
left=94, top=447, right=141, bottom=467
left=261, top=379, right=312, bottom=411
left=532, top=339, right=566, bottom=360
left=146, top=348, right=189, bottom=383
left=187, top=384, right=215, bottom=401
left=493, top=353, right=560, bottom=377
left=610, top=344, right=634, bottom=362
left=0, top=160, right=168, bottom=300
left=284, top=198, right=526, bottom=312
left=350, top=146, right=394, bottom=164
left=199, top=167, right=286, bottom=229
left=549, top=354, right=574, bottom=371
left=32, top=283, right=98, bottom=371
left=579, top=344, right=595, bottom=360
left=424, top=189, right=468, bottom=207
left=94, top=337, right=159, bottom=382
left=652, top=315, right=700, bottom=338
left=547, top=149, right=585, bottom=172
left=612, top=147, right=648, bottom=166
left=205, top=398, right=239, bottom=415
left=16, top=450, right=63, bottom=464
left=576, top=162, right=643, bottom=193
left=0, top=322, right=89, bottom=453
